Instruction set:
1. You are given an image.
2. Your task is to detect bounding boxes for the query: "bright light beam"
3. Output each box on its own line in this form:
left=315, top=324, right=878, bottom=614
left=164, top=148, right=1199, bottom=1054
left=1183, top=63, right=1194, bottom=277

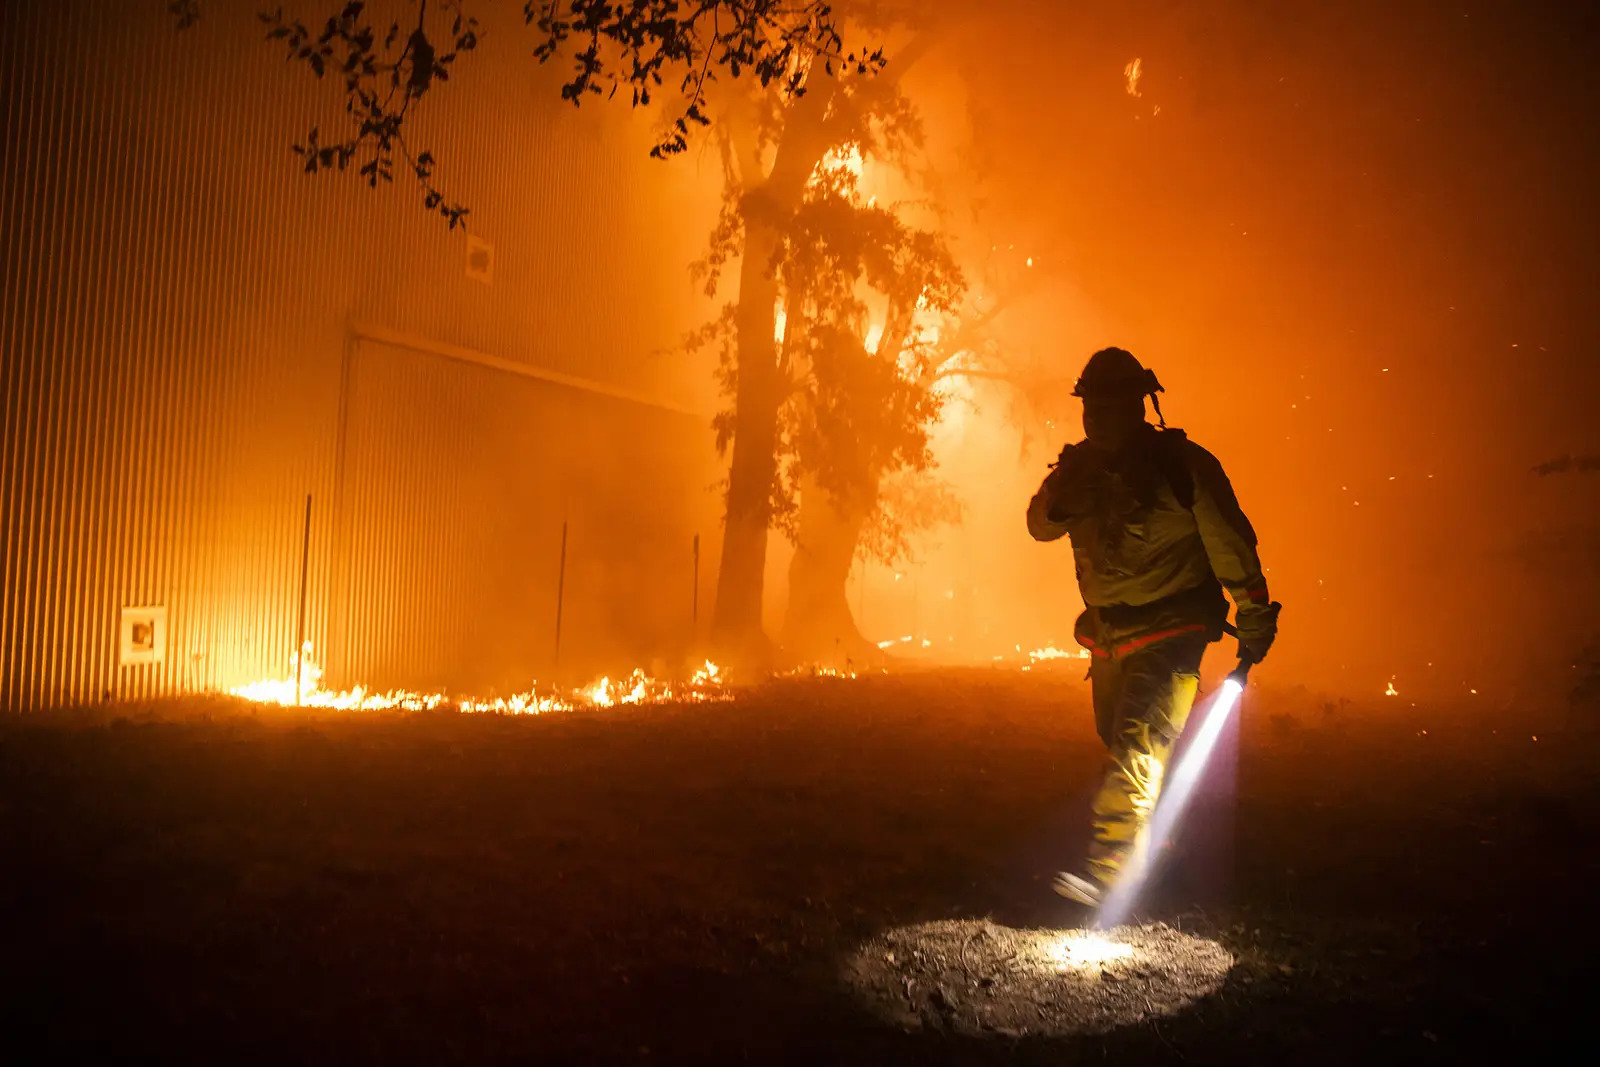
left=1096, top=675, right=1246, bottom=929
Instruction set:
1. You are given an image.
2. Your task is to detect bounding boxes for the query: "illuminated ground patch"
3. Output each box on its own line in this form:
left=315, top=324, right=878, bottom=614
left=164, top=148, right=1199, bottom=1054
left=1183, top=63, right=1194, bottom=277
left=844, top=919, right=1233, bottom=1038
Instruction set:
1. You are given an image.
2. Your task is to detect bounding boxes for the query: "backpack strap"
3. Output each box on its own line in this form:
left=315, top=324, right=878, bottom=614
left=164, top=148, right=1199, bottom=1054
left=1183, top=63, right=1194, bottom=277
left=1153, top=428, right=1196, bottom=511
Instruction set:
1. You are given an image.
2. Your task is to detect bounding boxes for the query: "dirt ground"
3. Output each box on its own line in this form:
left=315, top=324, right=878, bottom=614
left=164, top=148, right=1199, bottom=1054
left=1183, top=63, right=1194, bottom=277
left=2, top=669, right=1596, bottom=1064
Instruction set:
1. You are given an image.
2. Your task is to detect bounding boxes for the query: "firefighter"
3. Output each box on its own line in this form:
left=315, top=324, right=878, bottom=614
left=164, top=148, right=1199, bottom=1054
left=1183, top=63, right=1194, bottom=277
left=1027, top=347, right=1280, bottom=907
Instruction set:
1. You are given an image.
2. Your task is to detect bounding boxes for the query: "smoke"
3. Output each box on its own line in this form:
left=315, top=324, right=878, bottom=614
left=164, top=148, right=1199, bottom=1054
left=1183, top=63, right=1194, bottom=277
left=794, top=0, right=1600, bottom=707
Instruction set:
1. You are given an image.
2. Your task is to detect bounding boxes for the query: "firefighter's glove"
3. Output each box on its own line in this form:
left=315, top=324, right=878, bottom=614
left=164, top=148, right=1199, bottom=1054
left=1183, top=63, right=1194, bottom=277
left=1044, top=444, right=1076, bottom=486
left=1043, top=444, right=1087, bottom=523
left=1235, top=601, right=1281, bottom=665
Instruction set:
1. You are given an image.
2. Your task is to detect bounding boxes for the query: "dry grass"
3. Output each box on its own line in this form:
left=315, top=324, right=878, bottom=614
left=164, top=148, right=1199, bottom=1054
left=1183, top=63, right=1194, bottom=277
left=845, top=919, right=1234, bottom=1038
left=1, top=669, right=1595, bottom=1064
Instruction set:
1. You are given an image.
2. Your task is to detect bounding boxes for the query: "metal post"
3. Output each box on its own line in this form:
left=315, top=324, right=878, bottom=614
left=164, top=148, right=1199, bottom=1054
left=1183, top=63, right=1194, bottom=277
left=857, top=563, right=865, bottom=628
left=912, top=569, right=920, bottom=647
left=692, top=534, right=700, bottom=626
left=295, top=494, right=312, bottom=706
left=554, top=520, right=568, bottom=667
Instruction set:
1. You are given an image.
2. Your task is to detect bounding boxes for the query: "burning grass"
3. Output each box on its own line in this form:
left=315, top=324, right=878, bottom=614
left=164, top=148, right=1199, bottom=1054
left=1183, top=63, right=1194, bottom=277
left=228, top=644, right=729, bottom=713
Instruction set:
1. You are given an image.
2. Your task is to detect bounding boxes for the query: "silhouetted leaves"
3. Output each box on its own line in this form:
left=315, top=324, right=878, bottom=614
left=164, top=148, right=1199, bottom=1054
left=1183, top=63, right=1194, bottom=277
left=176, top=1, right=882, bottom=226
left=248, top=1, right=477, bottom=227
left=168, top=0, right=201, bottom=29
left=753, top=163, right=965, bottom=561
left=292, top=125, right=359, bottom=173
left=525, top=1, right=884, bottom=158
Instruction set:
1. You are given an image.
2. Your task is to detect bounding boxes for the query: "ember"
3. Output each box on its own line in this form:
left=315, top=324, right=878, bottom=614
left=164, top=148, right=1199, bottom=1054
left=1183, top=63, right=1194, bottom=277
left=1029, top=645, right=1088, bottom=662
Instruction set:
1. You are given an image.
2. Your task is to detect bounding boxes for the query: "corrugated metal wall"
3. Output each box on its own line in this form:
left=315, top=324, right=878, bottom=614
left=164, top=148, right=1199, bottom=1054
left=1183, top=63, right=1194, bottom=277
left=1, top=0, right=720, bottom=710
left=334, top=331, right=709, bottom=692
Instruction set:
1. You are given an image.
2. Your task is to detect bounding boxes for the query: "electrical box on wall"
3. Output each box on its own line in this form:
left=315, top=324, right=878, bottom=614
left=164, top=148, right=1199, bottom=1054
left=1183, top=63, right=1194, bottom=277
left=119, top=605, right=167, bottom=666
left=466, top=235, right=494, bottom=284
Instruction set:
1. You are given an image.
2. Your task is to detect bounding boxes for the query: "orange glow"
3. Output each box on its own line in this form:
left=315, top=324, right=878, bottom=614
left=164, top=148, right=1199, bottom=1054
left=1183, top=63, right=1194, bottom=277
left=864, top=321, right=885, bottom=353
left=5, top=0, right=1594, bottom=714
left=820, top=144, right=865, bottom=182
left=1029, top=645, right=1088, bottom=663
left=778, top=664, right=859, bottom=679
left=230, top=645, right=729, bottom=714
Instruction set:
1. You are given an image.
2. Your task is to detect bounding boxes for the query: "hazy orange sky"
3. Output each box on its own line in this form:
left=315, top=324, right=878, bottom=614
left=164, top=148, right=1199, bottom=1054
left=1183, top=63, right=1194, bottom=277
left=773, top=0, right=1600, bottom=703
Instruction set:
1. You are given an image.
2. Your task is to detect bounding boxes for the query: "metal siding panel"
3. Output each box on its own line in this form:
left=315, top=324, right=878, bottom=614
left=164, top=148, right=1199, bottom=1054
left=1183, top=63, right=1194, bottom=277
left=340, top=340, right=550, bottom=692
left=9, top=0, right=60, bottom=708
left=2, top=0, right=717, bottom=711
left=330, top=335, right=714, bottom=693
left=0, top=10, right=25, bottom=703
left=3, top=0, right=32, bottom=705
left=47, top=6, right=87, bottom=707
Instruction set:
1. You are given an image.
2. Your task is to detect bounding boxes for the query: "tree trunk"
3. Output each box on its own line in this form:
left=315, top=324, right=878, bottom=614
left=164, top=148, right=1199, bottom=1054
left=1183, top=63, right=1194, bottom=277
left=711, top=33, right=945, bottom=665
left=710, top=219, right=784, bottom=661
left=781, top=478, right=883, bottom=668
left=709, top=91, right=836, bottom=663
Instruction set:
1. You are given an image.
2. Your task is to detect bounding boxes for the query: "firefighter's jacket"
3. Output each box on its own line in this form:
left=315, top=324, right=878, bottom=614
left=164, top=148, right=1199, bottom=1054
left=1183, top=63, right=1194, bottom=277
left=1026, top=425, right=1274, bottom=658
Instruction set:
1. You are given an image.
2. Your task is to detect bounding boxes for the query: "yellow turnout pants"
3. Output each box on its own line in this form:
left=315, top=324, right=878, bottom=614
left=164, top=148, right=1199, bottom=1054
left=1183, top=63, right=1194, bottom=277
left=1086, top=633, right=1207, bottom=886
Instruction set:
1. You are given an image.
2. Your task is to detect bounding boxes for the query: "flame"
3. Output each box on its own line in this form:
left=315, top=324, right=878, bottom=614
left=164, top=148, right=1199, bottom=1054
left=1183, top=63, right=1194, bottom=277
left=821, top=144, right=864, bottom=180
left=1125, top=58, right=1143, bottom=98
left=1385, top=679, right=1398, bottom=696
left=229, top=644, right=728, bottom=715
left=864, top=321, right=885, bottom=353
left=231, top=636, right=1103, bottom=718
left=1028, top=645, right=1088, bottom=662
left=780, top=664, right=858, bottom=679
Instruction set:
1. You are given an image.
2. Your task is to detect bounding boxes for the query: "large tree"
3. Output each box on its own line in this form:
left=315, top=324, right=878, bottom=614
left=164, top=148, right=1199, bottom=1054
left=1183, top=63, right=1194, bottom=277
left=693, top=125, right=1070, bottom=667
left=173, top=1, right=962, bottom=663
left=771, top=235, right=1061, bottom=666
left=693, top=157, right=966, bottom=665
left=684, top=29, right=941, bottom=662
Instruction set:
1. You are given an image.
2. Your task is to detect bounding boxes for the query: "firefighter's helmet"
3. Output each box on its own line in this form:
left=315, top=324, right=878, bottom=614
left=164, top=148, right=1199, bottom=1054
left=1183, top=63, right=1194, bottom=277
left=1072, top=347, right=1164, bottom=400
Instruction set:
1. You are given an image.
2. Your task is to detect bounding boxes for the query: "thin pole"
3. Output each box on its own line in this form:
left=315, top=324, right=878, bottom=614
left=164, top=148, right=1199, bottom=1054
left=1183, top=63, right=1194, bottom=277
left=554, top=520, right=568, bottom=667
left=913, top=569, right=920, bottom=646
left=857, top=563, right=865, bottom=627
left=295, top=494, right=312, bottom=706
left=692, top=534, right=700, bottom=626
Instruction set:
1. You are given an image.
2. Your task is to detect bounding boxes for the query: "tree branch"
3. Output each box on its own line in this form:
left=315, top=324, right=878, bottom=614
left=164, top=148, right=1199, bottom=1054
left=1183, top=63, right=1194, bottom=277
left=177, top=1, right=889, bottom=226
